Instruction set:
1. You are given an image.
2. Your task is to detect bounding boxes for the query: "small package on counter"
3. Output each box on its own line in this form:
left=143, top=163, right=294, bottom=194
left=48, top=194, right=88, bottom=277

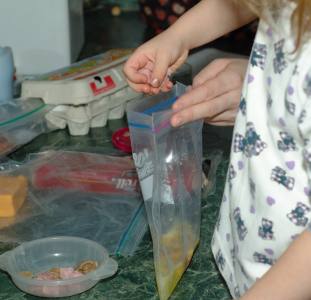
left=0, top=98, right=53, bottom=158
left=127, top=83, right=203, bottom=300
left=0, top=151, right=148, bottom=256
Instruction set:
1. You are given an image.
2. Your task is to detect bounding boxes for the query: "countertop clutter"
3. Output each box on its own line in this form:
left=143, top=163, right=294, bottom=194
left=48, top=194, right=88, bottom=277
left=0, top=5, right=236, bottom=300
left=0, top=121, right=232, bottom=300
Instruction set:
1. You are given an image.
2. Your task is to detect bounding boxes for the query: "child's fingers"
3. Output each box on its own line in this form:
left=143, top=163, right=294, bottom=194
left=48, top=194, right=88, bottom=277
left=150, top=86, right=161, bottom=94
left=160, top=80, right=174, bottom=92
left=147, top=78, right=173, bottom=94
left=126, top=80, right=152, bottom=94
left=138, top=68, right=152, bottom=83
left=123, top=64, right=148, bottom=84
left=150, top=52, right=171, bottom=88
left=123, top=55, right=150, bottom=84
left=127, top=69, right=149, bottom=84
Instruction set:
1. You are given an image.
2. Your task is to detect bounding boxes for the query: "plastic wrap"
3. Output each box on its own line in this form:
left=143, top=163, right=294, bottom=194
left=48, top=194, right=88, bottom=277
left=31, top=151, right=140, bottom=195
left=0, top=151, right=147, bottom=256
left=0, top=98, right=53, bottom=157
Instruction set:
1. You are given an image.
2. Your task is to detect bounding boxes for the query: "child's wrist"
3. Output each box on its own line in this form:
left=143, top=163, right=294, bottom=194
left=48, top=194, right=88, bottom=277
left=164, top=26, right=190, bottom=53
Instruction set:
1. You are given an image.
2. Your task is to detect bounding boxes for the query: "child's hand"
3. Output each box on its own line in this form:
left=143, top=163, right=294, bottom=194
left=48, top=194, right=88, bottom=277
left=123, top=31, right=189, bottom=94
left=171, top=58, right=248, bottom=126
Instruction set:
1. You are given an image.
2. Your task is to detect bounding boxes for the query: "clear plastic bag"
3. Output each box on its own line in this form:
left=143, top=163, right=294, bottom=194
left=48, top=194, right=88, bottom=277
left=0, top=98, right=53, bottom=157
left=127, top=83, right=203, bottom=300
left=0, top=151, right=147, bottom=256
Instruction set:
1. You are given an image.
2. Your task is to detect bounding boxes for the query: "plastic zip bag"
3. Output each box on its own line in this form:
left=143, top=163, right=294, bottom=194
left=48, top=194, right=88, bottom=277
left=127, top=83, right=203, bottom=300
left=0, top=191, right=147, bottom=256
left=0, top=151, right=148, bottom=256
left=0, top=98, right=53, bottom=157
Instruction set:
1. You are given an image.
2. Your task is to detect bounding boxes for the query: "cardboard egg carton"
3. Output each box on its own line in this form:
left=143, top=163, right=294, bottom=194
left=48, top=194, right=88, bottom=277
left=21, top=49, right=135, bottom=105
left=21, top=49, right=141, bottom=135
left=45, top=87, right=139, bottom=136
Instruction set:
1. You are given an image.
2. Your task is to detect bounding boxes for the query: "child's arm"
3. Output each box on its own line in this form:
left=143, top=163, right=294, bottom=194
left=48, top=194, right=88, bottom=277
left=167, top=0, right=256, bottom=50
left=241, top=230, right=311, bottom=300
left=124, top=0, right=256, bottom=94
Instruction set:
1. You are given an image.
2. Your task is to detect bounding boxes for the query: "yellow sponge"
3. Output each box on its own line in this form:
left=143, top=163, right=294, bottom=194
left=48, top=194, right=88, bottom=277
left=0, top=175, right=28, bottom=217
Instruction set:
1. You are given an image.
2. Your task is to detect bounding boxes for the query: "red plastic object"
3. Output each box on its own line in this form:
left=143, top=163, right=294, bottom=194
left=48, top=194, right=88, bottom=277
left=33, top=152, right=139, bottom=195
left=112, top=127, right=132, bottom=153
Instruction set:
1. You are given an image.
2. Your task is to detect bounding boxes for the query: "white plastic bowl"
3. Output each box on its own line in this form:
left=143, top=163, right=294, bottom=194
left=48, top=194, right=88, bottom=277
left=0, top=236, right=118, bottom=297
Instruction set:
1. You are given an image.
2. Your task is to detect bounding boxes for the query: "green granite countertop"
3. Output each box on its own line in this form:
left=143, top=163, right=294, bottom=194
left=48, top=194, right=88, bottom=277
left=0, top=120, right=232, bottom=300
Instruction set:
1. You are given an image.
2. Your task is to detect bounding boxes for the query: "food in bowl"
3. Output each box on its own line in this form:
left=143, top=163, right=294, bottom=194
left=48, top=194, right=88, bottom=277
left=19, top=260, right=98, bottom=280
left=0, top=236, right=118, bottom=297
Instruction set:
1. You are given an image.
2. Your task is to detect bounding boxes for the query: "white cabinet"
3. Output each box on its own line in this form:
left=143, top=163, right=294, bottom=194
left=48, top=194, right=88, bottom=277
left=0, top=0, right=84, bottom=75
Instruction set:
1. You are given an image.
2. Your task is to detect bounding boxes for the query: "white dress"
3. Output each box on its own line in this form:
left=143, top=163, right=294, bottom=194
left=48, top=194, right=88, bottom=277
left=212, top=5, right=311, bottom=298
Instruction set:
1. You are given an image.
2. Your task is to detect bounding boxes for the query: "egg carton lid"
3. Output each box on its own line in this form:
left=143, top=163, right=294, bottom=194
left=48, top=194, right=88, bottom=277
left=21, top=49, right=133, bottom=106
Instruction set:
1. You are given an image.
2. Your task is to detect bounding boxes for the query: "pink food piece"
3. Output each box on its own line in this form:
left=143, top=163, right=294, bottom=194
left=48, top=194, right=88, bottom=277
left=36, top=271, right=57, bottom=281
left=59, top=267, right=83, bottom=279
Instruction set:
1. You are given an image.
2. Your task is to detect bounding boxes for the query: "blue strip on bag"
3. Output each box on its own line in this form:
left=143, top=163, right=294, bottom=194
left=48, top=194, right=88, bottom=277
left=128, top=96, right=177, bottom=129
left=116, top=202, right=145, bottom=256
left=142, top=96, right=177, bottom=115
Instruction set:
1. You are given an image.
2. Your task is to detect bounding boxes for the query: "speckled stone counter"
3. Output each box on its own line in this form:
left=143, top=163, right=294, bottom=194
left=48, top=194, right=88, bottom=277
left=0, top=121, right=232, bottom=300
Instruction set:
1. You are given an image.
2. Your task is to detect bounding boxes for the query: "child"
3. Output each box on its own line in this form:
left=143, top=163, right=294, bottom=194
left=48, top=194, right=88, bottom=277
left=139, top=0, right=257, bottom=55
left=124, top=0, right=311, bottom=299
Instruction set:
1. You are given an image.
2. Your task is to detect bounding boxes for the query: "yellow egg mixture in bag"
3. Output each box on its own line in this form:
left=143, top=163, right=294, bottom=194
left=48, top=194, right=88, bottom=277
left=154, top=224, right=199, bottom=300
